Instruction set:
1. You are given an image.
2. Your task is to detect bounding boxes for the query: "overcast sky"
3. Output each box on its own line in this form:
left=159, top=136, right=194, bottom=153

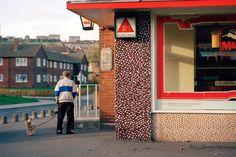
left=0, top=0, right=99, bottom=41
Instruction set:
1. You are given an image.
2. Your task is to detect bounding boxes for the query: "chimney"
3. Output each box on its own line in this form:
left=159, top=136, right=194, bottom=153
left=13, top=38, right=19, bottom=51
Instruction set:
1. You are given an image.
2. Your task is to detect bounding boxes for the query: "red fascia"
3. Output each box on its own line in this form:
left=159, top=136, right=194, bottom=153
left=67, top=0, right=236, bottom=10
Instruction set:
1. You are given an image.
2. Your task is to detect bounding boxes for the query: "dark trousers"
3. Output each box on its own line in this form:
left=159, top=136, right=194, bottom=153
left=57, top=102, right=74, bottom=132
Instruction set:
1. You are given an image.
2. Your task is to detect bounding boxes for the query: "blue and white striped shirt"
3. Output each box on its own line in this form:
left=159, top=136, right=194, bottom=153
left=54, top=77, right=77, bottom=103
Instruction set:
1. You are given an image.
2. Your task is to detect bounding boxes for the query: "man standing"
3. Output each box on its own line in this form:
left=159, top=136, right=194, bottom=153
left=54, top=71, right=77, bottom=134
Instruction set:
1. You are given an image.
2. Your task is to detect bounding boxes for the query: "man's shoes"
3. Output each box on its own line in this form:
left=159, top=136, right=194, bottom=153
left=66, top=130, right=74, bottom=134
left=57, top=130, right=63, bottom=134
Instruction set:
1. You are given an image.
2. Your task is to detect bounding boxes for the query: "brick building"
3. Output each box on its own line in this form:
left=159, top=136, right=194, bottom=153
left=0, top=39, right=88, bottom=88
left=67, top=0, right=236, bottom=142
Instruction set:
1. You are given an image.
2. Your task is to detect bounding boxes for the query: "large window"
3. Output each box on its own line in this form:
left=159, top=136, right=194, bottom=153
left=0, top=58, right=3, bottom=66
left=16, top=58, right=27, bottom=66
left=195, top=25, right=236, bottom=92
left=157, top=15, right=236, bottom=99
left=164, top=23, right=194, bottom=92
left=0, top=74, right=3, bottom=81
left=16, top=74, right=27, bottom=83
left=164, top=23, right=236, bottom=93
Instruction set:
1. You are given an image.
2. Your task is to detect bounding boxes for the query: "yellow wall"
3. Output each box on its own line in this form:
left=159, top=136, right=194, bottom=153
left=164, top=24, right=194, bottom=92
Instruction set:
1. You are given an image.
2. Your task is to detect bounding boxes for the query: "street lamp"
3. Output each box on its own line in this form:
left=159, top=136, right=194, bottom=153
left=80, top=16, right=94, bottom=31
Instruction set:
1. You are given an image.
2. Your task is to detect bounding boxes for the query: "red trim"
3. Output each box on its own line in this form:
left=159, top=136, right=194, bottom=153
left=67, top=0, right=236, bottom=10
left=157, top=15, right=236, bottom=100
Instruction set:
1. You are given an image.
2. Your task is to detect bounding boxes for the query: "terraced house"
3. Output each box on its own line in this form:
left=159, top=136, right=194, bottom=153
left=0, top=39, right=88, bottom=88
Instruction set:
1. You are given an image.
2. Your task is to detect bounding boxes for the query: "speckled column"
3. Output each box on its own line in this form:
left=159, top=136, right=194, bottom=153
left=115, top=11, right=151, bottom=141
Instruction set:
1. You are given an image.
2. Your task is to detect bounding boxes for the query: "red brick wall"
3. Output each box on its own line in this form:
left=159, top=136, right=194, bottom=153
left=9, top=58, right=35, bottom=88
left=99, top=28, right=116, bottom=123
left=0, top=58, right=9, bottom=87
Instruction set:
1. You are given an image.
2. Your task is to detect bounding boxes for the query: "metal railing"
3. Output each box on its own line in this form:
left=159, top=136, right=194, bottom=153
left=74, top=84, right=99, bottom=120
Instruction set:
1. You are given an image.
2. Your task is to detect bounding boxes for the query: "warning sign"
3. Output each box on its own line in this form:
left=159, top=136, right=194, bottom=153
left=115, top=17, right=136, bottom=38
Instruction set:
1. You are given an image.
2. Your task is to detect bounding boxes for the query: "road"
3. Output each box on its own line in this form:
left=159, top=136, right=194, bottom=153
left=0, top=93, right=97, bottom=122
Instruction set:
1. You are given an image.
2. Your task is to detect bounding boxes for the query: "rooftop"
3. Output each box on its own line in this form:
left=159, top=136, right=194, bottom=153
left=0, top=44, right=42, bottom=58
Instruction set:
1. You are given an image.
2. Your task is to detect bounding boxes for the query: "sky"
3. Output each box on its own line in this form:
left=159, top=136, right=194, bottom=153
left=0, top=0, right=99, bottom=41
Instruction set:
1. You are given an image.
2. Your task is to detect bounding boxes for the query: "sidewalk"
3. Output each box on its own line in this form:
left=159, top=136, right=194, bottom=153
left=1, top=118, right=236, bottom=157
left=0, top=99, right=55, bottom=110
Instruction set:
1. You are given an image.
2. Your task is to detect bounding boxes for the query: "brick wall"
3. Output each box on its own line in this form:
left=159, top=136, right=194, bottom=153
left=0, top=58, right=9, bottom=87
left=99, top=28, right=116, bottom=123
left=9, top=57, right=35, bottom=88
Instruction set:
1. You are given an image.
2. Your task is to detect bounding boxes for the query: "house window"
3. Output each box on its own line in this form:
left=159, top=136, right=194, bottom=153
left=0, top=74, right=3, bottom=81
left=43, top=59, right=46, bottom=66
left=16, top=74, right=27, bottom=83
left=84, top=65, right=87, bottom=71
left=54, top=62, right=57, bottom=68
left=47, top=74, right=50, bottom=82
left=16, top=58, right=27, bottom=66
left=43, top=74, right=46, bottom=82
left=63, top=63, right=66, bottom=69
left=67, top=63, right=70, bottom=70
left=49, top=61, right=53, bottom=68
left=36, top=58, right=41, bottom=67
left=81, top=64, right=83, bottom=70
left=71, top=64, right=73, bottom=70
left=47, top=61, right=49, bottom=67
left=54, top=75, right=57, bottom=82
left=50, top=75, right=53, bottom=82
left=0, top=58, right=3, bottom=66
left=59, top=62, right=63, bottom=69
left=37, top=74, right=41, bottom=83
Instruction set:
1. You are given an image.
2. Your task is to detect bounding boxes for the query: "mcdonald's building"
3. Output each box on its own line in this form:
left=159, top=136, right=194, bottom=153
left=67, top=0, right=236, bottom=142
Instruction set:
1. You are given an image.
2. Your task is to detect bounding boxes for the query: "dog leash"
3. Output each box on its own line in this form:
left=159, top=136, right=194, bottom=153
left=35, top=110, right=58, bottom=128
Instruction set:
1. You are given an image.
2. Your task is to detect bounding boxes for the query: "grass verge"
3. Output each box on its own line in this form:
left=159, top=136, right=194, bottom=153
left=0, top=95, right=38, bottom=105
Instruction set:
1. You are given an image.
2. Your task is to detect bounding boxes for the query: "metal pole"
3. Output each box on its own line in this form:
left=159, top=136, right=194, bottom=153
left=87, top=84, right=89, bottom=118
left=95, top=84, right=98, bottom=118
left=79, top=85, right=81, bottom=119
left=74, top=95, right=77, bottom=118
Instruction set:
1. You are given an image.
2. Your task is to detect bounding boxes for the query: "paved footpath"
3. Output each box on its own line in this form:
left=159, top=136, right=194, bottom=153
left=1, top=118, right=236, bottom=157
left=0, top=97, right=55, bottom=110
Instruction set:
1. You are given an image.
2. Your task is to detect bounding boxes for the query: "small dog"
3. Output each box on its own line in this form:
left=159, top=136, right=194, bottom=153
left=25, top=118, right=36, bottom=136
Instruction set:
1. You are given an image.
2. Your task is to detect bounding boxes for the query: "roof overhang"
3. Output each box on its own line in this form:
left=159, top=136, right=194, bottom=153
left=67, top=0, right=236, bottom=28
